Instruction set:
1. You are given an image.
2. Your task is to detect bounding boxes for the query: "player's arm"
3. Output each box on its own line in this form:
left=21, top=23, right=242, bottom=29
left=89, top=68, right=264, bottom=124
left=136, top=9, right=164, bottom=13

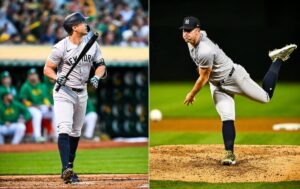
left=184, top=67, right=212, bottom=105
left=94, top=64, right=106, bottom=79
left=17, top=102, right=32, bottom=122
left=19, top=85, right=32, bottom=107
left=43, top=60, right=58, bottom=81
left=90, top=43, right=107, bottom=89
left=90, top=62, right=107, bottom=89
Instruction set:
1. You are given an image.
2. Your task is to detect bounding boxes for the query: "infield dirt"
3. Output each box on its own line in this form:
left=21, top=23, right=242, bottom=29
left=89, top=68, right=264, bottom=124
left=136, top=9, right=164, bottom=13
left=150, top=144, right=300, bottom=183
left=0, top=174, right=148, bottom=189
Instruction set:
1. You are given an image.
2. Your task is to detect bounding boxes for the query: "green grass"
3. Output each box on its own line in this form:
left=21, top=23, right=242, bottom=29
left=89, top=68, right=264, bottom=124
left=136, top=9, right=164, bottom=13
left=0, top=147, right=148, bottom=175
left=150, top=82, right=300, bottom=118
left=150, top=180, right=300, bottom=189
left=150, top=132, right=300, bottom=146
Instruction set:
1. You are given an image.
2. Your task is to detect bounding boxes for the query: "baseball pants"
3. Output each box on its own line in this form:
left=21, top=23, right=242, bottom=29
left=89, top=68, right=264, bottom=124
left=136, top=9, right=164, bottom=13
left=53, top=86, right=88, bottom=137
left=83, top=112, right=98, bottom=138
left=210, top=64, right=270, bottom=121
left=0, top=123, right=26, bottom=144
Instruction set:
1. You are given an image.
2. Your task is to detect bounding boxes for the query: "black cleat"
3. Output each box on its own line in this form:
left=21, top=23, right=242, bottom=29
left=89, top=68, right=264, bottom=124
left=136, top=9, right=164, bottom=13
left=62, top=168, right=73, bottom=184
left=71, top=172, right=80, bottom=183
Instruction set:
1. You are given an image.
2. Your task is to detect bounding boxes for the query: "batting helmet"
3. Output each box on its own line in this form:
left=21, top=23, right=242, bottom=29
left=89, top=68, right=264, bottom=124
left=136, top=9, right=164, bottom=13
left=63, top=12, right=88, bottom=34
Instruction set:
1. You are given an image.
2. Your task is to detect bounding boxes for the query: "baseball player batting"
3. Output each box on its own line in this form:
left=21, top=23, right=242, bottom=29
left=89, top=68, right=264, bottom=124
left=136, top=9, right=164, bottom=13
left=44, top=12, right=107, bottom=183
left=180, top=16, right=297, bottom=165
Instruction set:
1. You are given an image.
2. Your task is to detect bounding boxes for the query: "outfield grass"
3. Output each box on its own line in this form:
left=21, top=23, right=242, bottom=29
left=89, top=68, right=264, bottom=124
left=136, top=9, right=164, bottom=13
left=0, top=147, right=148, bottom=175
left=150, top=82, right=300, bottom=118
left=150, top=180, right=300, bottom=189
left=150, top=132, right=300, bottom=146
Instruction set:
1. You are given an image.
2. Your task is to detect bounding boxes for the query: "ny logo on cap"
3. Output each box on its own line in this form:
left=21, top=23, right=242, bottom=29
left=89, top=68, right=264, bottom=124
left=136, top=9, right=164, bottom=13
left=185, top=19, right=189, bottom=24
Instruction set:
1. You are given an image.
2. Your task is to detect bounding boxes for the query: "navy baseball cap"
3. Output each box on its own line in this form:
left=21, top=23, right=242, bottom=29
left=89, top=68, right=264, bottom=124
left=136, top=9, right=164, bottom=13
left=179, top=16, right=200, bottom=30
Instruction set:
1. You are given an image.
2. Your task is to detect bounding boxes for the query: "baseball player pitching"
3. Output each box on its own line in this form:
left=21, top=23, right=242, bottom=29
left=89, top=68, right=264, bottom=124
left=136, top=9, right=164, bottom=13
left=180, top=16, right=297, bottom=165
left=44, top=12, right=107, bottom=183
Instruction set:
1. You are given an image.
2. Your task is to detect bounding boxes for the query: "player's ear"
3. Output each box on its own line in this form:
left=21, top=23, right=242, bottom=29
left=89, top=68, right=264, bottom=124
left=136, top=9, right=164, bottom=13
left=72, top=25, right=77, bottom=32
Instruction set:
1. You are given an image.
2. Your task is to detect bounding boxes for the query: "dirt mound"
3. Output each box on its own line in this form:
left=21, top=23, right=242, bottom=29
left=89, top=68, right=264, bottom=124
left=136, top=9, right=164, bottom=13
left=150, top=145, right=300, bottom=183
left=0, top=174, right=148, bottom=189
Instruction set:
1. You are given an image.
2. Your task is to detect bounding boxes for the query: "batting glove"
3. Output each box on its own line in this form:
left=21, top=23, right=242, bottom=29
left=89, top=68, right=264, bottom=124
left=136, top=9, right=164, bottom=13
left=56, top=75, right=67, bottom=86
left=90, top=76, right=99, bottom=89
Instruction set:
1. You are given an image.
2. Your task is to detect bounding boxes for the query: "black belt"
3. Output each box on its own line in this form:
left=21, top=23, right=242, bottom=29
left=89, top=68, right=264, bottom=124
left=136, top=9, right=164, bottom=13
left=218, top=67, right=235, bottom=86
left=71, top=88, right=84, bottom=92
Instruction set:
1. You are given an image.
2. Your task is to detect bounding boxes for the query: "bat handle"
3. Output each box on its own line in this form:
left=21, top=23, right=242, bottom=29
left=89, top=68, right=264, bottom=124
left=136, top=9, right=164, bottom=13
left=55, top=84, right=62, bottom=92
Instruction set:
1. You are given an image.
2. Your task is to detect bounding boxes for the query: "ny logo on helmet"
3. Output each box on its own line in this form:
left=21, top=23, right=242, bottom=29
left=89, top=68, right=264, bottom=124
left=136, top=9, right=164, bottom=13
left=185, top=19, right=189, bottom=24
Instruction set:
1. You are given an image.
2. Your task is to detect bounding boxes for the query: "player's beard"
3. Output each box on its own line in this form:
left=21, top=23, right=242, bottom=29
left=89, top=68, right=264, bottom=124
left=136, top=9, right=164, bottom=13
left=184, top=37, right=194, bottom=44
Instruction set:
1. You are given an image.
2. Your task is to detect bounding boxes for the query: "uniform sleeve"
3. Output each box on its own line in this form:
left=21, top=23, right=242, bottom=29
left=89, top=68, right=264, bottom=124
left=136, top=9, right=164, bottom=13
left=17, top=102, right=32, bottom=121
left=0, top=106, right=4, bottom=125
left=197, top=51, right=214, bottom=68
left=18, top=84, right=28, bottom=100
left=93, top=43, right=104, bottom=63
left=86, top=99, right=96, bottom=114
left=48, top=46, right=63, bottom=65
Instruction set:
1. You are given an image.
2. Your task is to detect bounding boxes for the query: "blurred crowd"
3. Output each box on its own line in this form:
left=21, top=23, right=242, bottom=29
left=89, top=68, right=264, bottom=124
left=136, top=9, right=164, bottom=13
left=0, top=0, right=148, bottom=47
left=0, top=69, right=99, bottom=145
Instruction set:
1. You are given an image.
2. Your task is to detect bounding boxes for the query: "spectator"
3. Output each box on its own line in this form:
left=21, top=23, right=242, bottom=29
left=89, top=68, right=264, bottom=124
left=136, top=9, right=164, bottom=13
left=0, top=0, right=148, bottom=46
left=83, top=99, right=99, bottom=140
left=0, top=6, right=19, bottom=43
left=0, top=71, right=18, bottom=99
left=0, top=91, right=30, bottom=145
left=120, top=2, right=134, bottom=22
left=19, top=68, right=54, bottom=142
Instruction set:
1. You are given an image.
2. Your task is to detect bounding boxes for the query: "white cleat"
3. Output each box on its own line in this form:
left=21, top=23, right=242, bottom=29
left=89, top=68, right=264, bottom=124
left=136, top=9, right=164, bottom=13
left=268, top=44, right=297, bottom=62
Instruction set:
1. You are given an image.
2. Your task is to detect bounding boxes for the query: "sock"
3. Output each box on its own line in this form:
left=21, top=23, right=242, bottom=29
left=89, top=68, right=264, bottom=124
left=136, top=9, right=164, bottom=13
left=262, top=59, right=283, bottom=99
left=68, top=136, right=80, bottom=168
left=222, top=120, right=236, bottom=152
left=57, top=133, right=70, bottom=170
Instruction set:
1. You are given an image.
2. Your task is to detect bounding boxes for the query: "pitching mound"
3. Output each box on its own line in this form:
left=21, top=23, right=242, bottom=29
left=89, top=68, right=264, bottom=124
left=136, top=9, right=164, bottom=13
left=0, top=174, right=148, bottom=189
left=150, top=145, right=300, bottom=183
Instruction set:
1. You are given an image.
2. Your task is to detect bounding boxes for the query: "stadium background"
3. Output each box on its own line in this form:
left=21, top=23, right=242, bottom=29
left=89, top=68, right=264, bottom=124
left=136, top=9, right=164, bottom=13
left=150, top=0, right=300, bottom=81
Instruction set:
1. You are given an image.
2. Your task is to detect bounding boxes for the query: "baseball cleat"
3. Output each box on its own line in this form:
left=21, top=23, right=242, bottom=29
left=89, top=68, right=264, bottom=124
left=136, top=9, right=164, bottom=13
left=268, top=44, right=297, bottom=62
left=221, top=150, right=236, bottom=165
left=61, top=171, right=80, bottom=183
left=62, top=168, right=73, bottom=184
left=70, top=172, right=80, bottom=183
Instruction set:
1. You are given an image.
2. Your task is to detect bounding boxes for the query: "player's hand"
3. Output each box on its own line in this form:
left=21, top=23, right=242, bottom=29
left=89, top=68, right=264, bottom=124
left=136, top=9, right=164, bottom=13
left=56, top=75, right=67, bottom=86
left=184, top=92, right=196, bottom=105
left=90, top=76, right=99, bottom=89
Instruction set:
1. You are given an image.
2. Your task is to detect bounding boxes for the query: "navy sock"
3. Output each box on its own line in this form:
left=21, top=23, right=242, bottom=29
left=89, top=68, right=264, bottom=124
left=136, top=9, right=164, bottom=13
left=222, top=120, right=236, bottom=152
left=58, top=133, right=70, bottom=170
left=262, top=60, right=282, bottom=99
left=68, top=136, right=80, bottom=167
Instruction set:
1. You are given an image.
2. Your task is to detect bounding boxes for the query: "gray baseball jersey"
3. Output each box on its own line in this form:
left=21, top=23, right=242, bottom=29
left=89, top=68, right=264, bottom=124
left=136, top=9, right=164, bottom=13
left=187, top=31, right=269, bottom=121
left=48, top=33, right=102, bottom=137
left=48, top=34, right=103, bottom=89
left=187, top=31, right=234, bottom=84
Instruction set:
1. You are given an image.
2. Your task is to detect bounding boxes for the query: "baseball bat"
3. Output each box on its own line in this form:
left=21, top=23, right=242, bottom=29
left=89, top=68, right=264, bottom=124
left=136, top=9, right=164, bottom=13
left=55, top=32, right=99, bottom=92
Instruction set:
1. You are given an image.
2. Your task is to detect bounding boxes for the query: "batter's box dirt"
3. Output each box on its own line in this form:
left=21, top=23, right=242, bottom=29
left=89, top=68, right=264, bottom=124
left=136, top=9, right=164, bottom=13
left=150, top=144, right=300, bottom=183
left=0, top=174, right=148, bottom=189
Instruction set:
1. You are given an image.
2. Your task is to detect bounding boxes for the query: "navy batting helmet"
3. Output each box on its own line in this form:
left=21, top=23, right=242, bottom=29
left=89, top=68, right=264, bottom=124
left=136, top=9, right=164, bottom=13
left=63, top=12, right=88, bottom=34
